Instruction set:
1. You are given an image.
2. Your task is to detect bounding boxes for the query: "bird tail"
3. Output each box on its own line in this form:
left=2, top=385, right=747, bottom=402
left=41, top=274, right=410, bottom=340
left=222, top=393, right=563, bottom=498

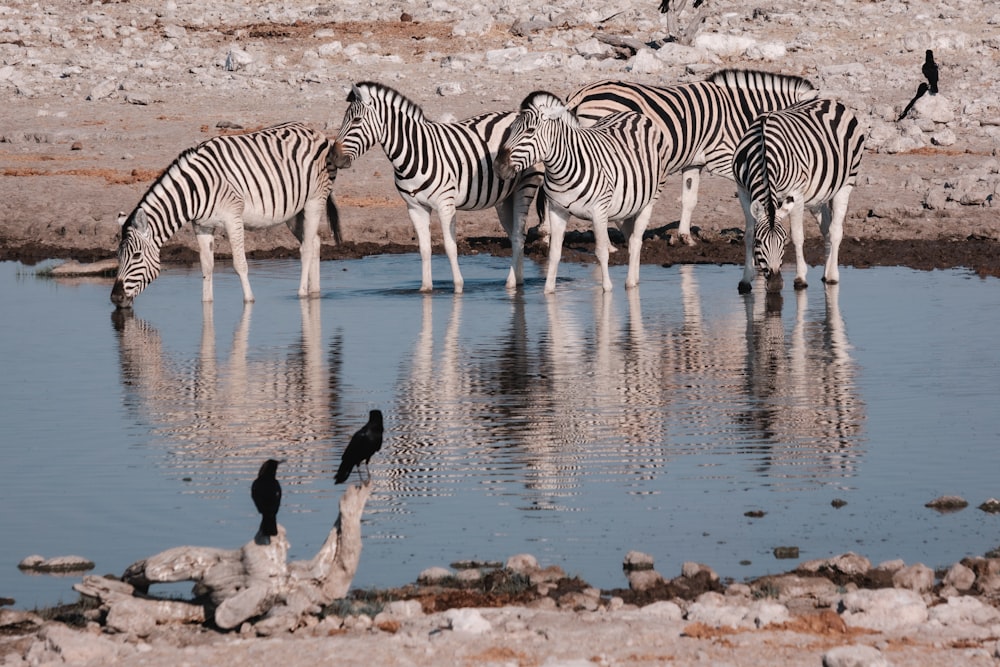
left=334, top=461, right=352, bottom=484
left=260, top=514, right=278, bottom=537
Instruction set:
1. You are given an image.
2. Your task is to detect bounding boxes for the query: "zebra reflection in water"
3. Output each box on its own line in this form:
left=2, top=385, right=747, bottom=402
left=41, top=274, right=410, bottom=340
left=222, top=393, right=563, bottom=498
left=110, top=299, right=342, bottom=487
left=739, top=284, right=863, bottom=481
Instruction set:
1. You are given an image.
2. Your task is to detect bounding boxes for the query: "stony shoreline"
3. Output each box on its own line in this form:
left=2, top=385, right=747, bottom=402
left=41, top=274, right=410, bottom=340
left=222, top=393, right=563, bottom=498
left=5, top=547, right=1000, bottom=666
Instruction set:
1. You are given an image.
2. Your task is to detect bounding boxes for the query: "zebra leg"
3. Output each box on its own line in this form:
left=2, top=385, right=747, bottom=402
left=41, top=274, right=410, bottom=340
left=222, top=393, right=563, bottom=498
left=224, top=217, right=255, bottom=303
left=406, top=202, right=436, bottom=292
left=737, top=188, right=756, bottom=294
left=436, top=200, right=464, bottom=294
left=624, top=205, right=655, bottom=289
left=543, top=206, right=570, bottom=294
left=790, top=200, right=808, bottom=291
left=675, top=165, right=701, bottom=247
left=195, top=228, right=216, bottom=303
left=297, top=199, right=324, bottom=298
left=592, top=210, right=614, bottom=292
left=822, top=186, right=851, bottom=285
left=495, top=197, right=522, bottom=289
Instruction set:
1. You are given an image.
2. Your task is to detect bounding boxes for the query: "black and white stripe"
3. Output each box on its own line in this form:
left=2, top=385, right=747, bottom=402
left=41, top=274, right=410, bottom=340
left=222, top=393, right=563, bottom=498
left=565, top=69, right=817, bottom=246
left=111, top=121, right=340, bottom=308
left=332, top=81, right=541, bottom=293
left=495, top=90, right=669, bottom=293
left=733, top=98, right=866, bottom=293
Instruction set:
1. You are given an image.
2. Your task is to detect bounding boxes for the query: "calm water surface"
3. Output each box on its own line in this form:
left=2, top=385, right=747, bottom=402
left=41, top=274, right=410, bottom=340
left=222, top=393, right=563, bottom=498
left=3, top=256, right=999, bottom=609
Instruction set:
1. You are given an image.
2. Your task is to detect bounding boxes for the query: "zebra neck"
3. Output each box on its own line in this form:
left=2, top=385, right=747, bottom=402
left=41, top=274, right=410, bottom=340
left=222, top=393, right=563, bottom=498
left=140, top=166, right=200, bottom=245
left=379, top=107, right=425, bottom=170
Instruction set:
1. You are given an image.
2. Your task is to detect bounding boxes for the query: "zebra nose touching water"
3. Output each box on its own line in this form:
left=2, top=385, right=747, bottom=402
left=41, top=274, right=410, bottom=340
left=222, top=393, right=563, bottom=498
left=110, top=122, right=341, bottom=309
left=494, top=90, right=670, bottom=293
left=732, top=98, right=866, bottom=294
left=330, top=81, right=542, bottom=293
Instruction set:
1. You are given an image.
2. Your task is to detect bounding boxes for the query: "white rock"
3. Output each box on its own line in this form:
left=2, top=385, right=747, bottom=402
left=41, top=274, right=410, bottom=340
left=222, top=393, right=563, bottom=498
left=505, top=553, right=539, bottom=574
left=436, top=82, right=463, bottom=96
left=929, top=595, right=1000, bottom=626
left=417, top=566, right=453, bottom=584
left=943, top=562, right=976, bottom=591
left=87, top=78, right=118, bottom=101
left=839, top=588, right=928, bottom=631
left=445, top=608, right=491, bottom=634
left=822, top=644, right=890, bottom=667
left=693, top=33, right=757, bottom=57
left=627, top=49, right=662, bottom=74
left=639, top=600, right=683, bottom=620
left=891, top=563, right=935, bottom=592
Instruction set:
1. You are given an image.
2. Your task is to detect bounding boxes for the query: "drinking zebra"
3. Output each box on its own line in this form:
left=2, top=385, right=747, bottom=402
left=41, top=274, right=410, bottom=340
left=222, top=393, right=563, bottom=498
left=494, top=91, right=669, bottom=293
left=565, top=69, right=817, bottom=246
left=732, top=98, right=866, bottom=293
left=111, top=122, right=341, bottom=309
left=331, top=81, right=541, bottom=293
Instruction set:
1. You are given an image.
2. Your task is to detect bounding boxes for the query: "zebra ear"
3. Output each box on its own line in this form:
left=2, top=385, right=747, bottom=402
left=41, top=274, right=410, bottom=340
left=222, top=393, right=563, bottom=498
left=351, top=83, right=372, bottom=106
left=131, top=209, right=150, bottom=236
left=117, top=212, right=128, bottom=227
left=749, top=200, right=765, bottom=222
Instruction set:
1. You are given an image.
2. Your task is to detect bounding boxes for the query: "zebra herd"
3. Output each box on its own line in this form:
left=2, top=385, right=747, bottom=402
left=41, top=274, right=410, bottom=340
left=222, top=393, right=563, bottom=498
left=111, top=68, right=865, bottom=308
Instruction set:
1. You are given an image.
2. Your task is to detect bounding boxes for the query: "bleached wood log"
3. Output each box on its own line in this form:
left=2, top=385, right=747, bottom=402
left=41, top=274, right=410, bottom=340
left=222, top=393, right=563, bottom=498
left=118, top=482, right=372, bottom=631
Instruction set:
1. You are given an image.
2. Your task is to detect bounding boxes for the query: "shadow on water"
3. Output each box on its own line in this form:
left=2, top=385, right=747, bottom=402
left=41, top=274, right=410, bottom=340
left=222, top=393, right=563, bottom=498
left=4, top=257, right=1000, bottom=608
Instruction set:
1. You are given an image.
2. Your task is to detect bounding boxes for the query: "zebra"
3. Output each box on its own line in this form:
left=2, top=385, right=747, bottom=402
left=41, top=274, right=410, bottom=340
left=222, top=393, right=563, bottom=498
left=564, top=69, right=818, bottom=246
left=331, top=81, right=542, bottom=293
left=732, top=97, right=866, bottom=293
left=494, top=90, right=669, bottom=293
left=111, top=121, right=341, bottom=309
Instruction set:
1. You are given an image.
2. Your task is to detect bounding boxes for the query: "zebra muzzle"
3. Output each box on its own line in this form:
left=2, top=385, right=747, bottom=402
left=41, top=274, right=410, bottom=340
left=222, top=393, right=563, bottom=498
left=331, top=142, right=354, bottom=169
left=493, top=151, right=518, bottom=181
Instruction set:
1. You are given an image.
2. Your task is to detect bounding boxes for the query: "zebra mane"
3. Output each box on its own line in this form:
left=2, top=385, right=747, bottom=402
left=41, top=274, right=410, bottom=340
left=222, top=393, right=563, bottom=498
left=122, top=145, right=200, bottom=233
left=348, top=81, right=426, bottom=121
left=708, top=68, right=817, bottom=100
left=520, top=90, right=579, bottom=127
left=756, top=114, right=777, bottom=230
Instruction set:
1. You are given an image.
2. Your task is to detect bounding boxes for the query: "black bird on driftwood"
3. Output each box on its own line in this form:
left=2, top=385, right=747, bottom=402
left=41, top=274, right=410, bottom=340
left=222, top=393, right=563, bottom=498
left=251, top=458, right=283, bottom=545
left=922, top=49, right=939, bottom=95
left=335, top=409, right=384, bottom=485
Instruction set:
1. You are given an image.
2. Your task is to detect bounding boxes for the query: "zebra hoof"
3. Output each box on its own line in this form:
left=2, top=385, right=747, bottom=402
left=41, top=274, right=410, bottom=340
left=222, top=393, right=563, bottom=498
left=793, top=278, right=808, bottom=290
left=738, top=281, right=752, bottom=295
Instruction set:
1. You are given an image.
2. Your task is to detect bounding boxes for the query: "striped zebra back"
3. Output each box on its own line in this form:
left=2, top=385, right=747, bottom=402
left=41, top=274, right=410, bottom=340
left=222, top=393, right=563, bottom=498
left=734, top=97, right=865, bottom=228
left=565, top=69, right=817, bottom=180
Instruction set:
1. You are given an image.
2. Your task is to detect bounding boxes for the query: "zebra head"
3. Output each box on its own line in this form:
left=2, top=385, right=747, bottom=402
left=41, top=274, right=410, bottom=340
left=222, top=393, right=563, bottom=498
left=111, top=208, right=162, bottom=308
left=332, top=82, right=385, bottom=169
left=494, top=90, right=569, bottom=181
left=750, top=197, right=791, bottom=293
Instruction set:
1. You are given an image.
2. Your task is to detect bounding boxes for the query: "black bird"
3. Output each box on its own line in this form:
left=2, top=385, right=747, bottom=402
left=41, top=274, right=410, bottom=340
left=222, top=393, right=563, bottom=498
left=335, top=409, right=384, bottom=485
left=922, top=49, right=939, bottom=95
left=897, top=82, right=928, bottom=121
left=251, top=459, right=282, bottom=544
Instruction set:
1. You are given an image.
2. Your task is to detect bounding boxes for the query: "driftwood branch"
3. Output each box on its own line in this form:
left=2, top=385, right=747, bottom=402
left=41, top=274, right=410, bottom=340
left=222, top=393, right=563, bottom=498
left=78, top=482, right=372, bottom=633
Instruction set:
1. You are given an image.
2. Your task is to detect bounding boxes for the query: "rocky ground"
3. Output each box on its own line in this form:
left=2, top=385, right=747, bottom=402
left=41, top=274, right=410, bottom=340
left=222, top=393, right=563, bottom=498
left=3, top=0, right=1000, bottom=663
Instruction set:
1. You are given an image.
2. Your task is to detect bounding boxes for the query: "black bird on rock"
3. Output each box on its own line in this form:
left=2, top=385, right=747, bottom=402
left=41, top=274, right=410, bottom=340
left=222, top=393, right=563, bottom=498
left=335, top=409, right=384, bottom=485
left=251, top=459, right=283, bottom=544
left=922, top=49, right=939, bottom=95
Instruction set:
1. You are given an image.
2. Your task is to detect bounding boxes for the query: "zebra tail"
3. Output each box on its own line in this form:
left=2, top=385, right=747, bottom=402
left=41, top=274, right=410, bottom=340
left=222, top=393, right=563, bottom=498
left=328, top=194, right=343, bottom=246
left=324, top=140, right=343, bottom=245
